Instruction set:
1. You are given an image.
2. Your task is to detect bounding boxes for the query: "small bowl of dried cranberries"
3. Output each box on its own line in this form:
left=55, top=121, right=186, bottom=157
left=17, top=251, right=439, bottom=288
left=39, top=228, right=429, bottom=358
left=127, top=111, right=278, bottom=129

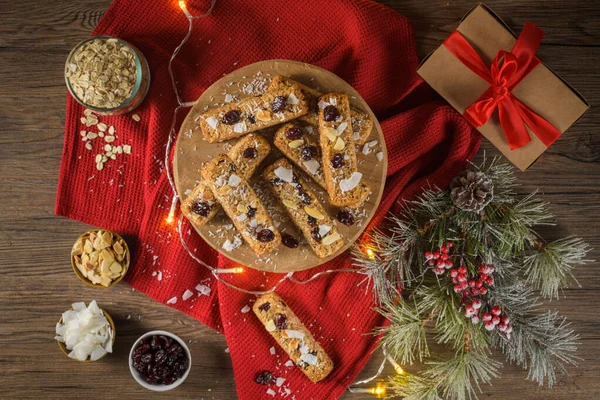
left=129, top=330, right=191, bottom=391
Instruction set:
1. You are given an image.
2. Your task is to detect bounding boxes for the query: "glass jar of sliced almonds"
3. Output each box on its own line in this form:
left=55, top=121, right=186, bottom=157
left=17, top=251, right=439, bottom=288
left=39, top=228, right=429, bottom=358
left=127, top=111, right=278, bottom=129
left=71, top=229, right=130, bottom=288
left=65, top=36, right=150, bottom=115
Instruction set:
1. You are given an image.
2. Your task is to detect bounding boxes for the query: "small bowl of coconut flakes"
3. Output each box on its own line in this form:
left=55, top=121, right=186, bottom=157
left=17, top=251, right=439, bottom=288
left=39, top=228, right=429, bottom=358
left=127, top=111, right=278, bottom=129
left=55, top=300, right=115, bottom=362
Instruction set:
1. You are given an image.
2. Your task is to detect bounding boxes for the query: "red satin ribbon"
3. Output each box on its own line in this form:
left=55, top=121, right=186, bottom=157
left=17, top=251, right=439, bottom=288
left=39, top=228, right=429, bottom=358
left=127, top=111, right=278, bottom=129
left=443, top=22, right=562, bottom=150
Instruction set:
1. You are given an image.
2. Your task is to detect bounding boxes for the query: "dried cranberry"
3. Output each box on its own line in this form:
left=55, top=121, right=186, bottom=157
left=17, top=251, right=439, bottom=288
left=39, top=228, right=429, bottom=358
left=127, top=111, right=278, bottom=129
left=191, top=200, right=211, bottom=217
left=247, top=114, right=256, bottom=124
left=285, top=127, right=303, bottom=140
left=299, top=192, right=311, bottom=205
left=275, top=313, right=288, bottom=329
left=163, top=375, right=177, bottom=385
left=133, top=360, right=146, bottom=373
left=255, top=370, right=274, bottom=385
left=323, top=105, right=340, bottom=122
left=271, top=96, right=287, bottom=113
left=257, top=229, right=275, bottom=242
left=282, top=234, right=299, bottom=248
left=140, top=352, right=152, bottom=365
left=337, top=210, right=355, bottom=226
left=243, top=147, right=258, bottom=159
left=133, top=344, right=151, bottom=359
left=150, top=335, right=160, bottom=349
left=247, top=206, right=257, bottom=218
left=301, top=146, right=317, bottom=161
left=154, top=349, right=167, bottom=365
left=159, top=335, right=173, bottom=348
left=307, top=216, right=317, bottom=226
left=330, top=153, right=345, bottom=169
left=145, top=375, right=158, bottom=385
left=270, top=178, right=283, bottom=186
left=311, top=227, right=322, bottom=242
left=258, top=302, right=271, bottom=312
left=222, top=110, right=241, bottom=125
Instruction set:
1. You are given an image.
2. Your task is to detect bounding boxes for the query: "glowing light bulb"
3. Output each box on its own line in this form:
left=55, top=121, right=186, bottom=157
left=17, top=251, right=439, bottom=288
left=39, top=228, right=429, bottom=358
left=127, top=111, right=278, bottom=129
left=178, top=0, right=192, bottom=18
left=366, top=248, right=375, bottom=260
left=165, top=195, right=178, bottom=224
left=372, top=382, right=387, bottom=398
left=214, top=267, right=244, bottom=274
left=386, top=354, right=404, bottom=375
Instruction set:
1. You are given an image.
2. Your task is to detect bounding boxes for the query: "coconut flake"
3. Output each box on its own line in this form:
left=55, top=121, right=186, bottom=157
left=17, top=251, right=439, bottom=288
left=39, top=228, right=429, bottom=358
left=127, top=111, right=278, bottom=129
left=339, top=172, right=362, bottom=193
left=274, top=166, right=294, bottom=183
left=167, top=296, right=177, bottom=304
left=376, top=151, right=383, bottom=162
left=362, top=143, right=372, bottom=155
left=317, top=100, right=329, bottom=109
left=353, top=131, right=361, bottom=141
left=276, top=377, right=286, bottom=387
left=228, top=174, right=242, bottom=187
left=224, top=94, right=234, bottom=103
left=222, top=239, right=235, bottom=251
left=300, top=353, right=319, bottom=366
left=206, top=117, right=218, bottom=130
left=284, top=330, right=305, bottom=339
left=284, top=360, right=294, bottom=367
left=287, top=93, right=299, bottom=105
left=318, top=224, right=331, bottom=237
left=241, top=305, right=251, bottom=313
left=233, top=121, right=247, bottom=133
left=266, top=389, right=276, bottom=397
left=196, top=284, right=212, bottom=296
left=249, top=218, right=258, bottom=228
left=270, top=346, right=276, bottom=355
left=236, top=214, right=248, bottom=222
left=303, top=159, right=320, bottom=175
left=182, top=289, right=194, bottom=301
left=336, top=122, right=348, bottom=135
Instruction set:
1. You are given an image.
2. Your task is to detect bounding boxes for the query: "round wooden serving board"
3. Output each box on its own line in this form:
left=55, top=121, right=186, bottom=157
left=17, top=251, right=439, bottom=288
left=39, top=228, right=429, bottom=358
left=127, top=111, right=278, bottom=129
left=174, top=60, right=387, bottom=273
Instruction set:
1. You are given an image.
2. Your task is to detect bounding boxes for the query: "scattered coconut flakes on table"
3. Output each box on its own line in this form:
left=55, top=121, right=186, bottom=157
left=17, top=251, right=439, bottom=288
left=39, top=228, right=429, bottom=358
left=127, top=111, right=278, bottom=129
left=241, top=305, right=251, bottom=313
left=182, top=289, right=194, bottom=301
left=196, top=283, right=212, bottom=296
left=270, top=346, right=276, bottom=355
left=166, top=296, right=177, bottom=304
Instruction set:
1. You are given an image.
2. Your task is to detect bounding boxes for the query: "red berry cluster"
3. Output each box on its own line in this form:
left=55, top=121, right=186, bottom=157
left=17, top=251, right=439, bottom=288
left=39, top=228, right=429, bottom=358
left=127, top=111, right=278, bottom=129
left=424, top=242, right=454, bottom=275
left=423, top=248, right=513, bottom=336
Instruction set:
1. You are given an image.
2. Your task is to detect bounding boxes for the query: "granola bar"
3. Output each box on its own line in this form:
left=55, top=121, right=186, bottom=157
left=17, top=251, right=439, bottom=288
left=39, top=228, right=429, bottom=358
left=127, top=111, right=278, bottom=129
left=198, top=83, right=309, bottom=143
left=262, top=158, right=344, bottom=258
left=318, top=93, right=370, bottom=208
left=253, top=292, right=334, bottom=383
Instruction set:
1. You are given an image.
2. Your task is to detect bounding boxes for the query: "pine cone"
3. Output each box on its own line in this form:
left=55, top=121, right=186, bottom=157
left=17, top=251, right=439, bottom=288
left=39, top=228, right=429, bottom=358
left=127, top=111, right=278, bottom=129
left=449, top=169, right=494, bottom=212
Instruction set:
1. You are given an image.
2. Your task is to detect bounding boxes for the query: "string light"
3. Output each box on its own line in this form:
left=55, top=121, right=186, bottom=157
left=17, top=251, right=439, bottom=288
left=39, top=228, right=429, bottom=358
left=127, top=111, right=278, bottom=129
left=386, top=354, right=404, bottom=375
left=163, top=2, right=400, bottom=395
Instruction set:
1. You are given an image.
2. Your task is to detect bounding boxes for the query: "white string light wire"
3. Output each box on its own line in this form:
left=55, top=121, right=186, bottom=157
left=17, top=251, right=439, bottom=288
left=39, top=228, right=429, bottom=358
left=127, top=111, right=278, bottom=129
left=162, top=1, right=398, bottom=394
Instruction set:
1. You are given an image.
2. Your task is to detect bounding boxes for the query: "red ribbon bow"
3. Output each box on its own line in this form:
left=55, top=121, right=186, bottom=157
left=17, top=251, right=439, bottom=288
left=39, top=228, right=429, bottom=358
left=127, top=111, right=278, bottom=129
left=443, top=22, right=562, bottom=150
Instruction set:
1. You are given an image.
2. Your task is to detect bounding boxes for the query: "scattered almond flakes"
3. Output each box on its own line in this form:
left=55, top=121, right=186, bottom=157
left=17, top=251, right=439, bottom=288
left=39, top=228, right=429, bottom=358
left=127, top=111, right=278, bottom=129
left=132, top=113, right=141, bottom=122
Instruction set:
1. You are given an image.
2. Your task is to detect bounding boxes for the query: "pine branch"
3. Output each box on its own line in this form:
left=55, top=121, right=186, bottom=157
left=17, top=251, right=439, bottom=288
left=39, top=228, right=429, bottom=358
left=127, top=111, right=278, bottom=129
left=387, top=373, right=441, bottom=400
left=424, top=351, right=502, bottom=400
left=492, top=311, right=579, bottom=387
left=376, top=299, right=429, bottom=365
left=522, top=236, right=592, bottom=299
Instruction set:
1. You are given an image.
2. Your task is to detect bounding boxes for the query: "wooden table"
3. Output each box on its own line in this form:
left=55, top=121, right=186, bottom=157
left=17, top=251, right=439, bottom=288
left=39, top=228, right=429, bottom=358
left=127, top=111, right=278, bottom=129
left=1, top=1, right=598, bottom=398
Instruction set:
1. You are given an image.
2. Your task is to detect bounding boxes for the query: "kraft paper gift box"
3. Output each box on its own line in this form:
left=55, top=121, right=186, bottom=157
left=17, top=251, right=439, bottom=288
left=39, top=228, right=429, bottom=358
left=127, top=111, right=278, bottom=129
left=417, top=4, right=589, bottom=171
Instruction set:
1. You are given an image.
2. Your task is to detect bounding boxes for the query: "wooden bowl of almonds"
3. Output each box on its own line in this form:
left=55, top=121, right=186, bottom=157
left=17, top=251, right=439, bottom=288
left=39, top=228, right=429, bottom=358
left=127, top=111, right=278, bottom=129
left=71, top=229, right=130, bottom=288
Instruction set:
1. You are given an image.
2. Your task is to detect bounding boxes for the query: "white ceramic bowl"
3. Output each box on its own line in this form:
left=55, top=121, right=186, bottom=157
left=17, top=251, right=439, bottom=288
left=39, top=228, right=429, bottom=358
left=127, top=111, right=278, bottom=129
left=129, top=330, right=192, bottom=392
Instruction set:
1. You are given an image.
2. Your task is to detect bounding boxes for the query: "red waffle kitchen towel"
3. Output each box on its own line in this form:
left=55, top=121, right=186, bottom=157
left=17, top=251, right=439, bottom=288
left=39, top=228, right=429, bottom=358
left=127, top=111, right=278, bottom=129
left=56, top=0, right=480, bottom=398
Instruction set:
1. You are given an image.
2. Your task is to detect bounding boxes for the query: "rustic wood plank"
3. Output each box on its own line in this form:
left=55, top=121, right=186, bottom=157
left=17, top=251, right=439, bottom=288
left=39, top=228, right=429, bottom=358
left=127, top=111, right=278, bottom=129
left=0, top=0, right=598, bottom=399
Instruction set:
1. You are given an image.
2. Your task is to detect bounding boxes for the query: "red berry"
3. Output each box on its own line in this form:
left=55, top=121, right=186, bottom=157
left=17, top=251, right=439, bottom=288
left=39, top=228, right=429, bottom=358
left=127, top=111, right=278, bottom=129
left=505, top=324, right=513, bottom=333
left=465, top=306, right=475, bottom=317
left=479, top=265, right=487, bottom=273
left=460, top=281, right=468, bottom=290
left=451, top=277, right=458, bottom=283
left=482, top=313, right=492, bottom=321
left=468, top=280, right=476, bottom=287
left=458, top=265, right=467, bottom=274
left=428, top=259, right=435, bottom=266
left=472, top=315, right=480, bottom=324
left=447, top=242, right=453, bottom=248
left=445, top=260, right=454, bottom=269
left=440, top=253, right=449, bottom=261
left=453, top=284, right=462, bottom=293
left=479, top=287, right=488, bottom=295
left=458, top=274, right=467, bottom=282
left=472, top=299, right=482, bottom=309
left=433, top=251, right=440, bottom=259
left=501, top=315, right=510, bottom=324
left=449, top=269, right=458, bottom=277
left=492, top=316, right=501, bottom=325
left=424, top=251, right=433, bottom=260
left=475, top=279, right=483, bottom=288
left=498, top=323, right=507, bottom=331
left=470, top=288, right=479, bottom=295
left=484, top=321, right=495, bottom=331
left=492, top=306, right=501, bottom=316
left=434, top=267, right=445, bottom=275
left=440, top=245, right=448, bottom=254
left=487, top=265, right=495, bottom=274
left=479, top=272, right=488, bottom=281
left=486, top=276, right=495, bottom=286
